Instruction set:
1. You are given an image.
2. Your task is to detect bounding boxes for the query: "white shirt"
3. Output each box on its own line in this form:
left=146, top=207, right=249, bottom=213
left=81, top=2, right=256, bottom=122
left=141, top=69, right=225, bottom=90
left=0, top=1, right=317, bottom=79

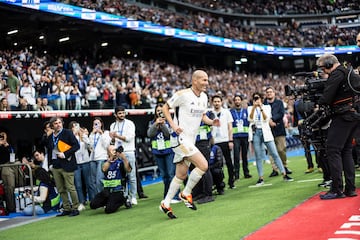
left=247, top=105, right=274, bottom=142
left=19, top=85, right=36, bottom=105
left=74, top=134, right=91, bottom=164
left=212, top=108, right=234, bottom=144
left=88, top=131, right=111, bottom=161
left=109, top=119, right=136, bottom=152
left=167, top=88, right=208, bottom=143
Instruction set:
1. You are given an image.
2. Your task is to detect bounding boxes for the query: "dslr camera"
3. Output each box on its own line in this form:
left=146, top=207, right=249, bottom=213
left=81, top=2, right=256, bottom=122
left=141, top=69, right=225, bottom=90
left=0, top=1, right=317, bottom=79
left=115, top=145, right=124, bottom=153
left=158, top=111, right=164, bottom=118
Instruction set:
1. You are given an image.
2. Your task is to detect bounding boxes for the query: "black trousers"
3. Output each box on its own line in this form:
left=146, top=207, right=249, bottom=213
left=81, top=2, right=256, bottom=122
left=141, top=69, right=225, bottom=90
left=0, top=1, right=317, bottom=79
left=90, top=189, right=126, bottom=214
left=210, top=167, right=225, bottom=192
left=216, top=142, right=234, bottom=187
left=191, top=140, right=213, bottom=199
left=233, top=137, right=250, bottom=178
left=326, top=114, right=359, bottom=194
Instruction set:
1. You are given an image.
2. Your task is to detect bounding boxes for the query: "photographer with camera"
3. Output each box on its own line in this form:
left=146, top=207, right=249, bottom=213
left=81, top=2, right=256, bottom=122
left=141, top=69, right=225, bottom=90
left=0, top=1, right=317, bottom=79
left=317, top=54, right=360, bottom=199
left=147, top=103, right=175, bottom=199
left=89, top=117, right=112, bottom=196
left=248, top=92, right=293, bottom=186
left=22, top=167, right=60, bottom=216
left=89, top=145, right=132, bottom=214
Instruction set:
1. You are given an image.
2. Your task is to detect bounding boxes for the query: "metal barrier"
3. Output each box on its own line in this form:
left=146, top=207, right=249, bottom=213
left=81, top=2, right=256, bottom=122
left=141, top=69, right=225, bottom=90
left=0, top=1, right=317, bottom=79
left=0, top=162, right=35, bottom=216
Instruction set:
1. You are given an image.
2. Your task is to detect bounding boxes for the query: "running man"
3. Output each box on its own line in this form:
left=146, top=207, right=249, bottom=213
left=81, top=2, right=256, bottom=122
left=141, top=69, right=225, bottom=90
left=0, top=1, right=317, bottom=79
left=159, top=69, right=219, bottom=219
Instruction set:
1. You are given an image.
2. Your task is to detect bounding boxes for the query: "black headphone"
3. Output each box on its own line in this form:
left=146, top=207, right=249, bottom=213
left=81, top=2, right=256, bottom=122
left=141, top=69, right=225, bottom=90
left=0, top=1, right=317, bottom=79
left=323, top=58, right=334, bottom=69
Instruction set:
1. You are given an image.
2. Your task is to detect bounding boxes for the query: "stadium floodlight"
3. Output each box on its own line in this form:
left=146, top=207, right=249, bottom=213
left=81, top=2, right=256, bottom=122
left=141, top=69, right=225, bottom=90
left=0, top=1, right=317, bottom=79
left=101, top=42, right=108, bottom=47
left=240, top=57, right=248, bottom=63
left=39, top=35, right=44, bottom=40
left=7, top=30, right=18, bottom=35
left=235, top=60, right=242, bottom=65
left=59, top=37, right=70, bottom=42
left=278, top=56, right=284, bottom=60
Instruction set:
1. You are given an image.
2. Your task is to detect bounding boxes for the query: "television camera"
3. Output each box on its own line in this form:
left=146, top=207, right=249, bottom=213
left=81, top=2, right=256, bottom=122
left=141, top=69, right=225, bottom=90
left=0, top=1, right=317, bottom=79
left=285, top=71, right=330, bottom=150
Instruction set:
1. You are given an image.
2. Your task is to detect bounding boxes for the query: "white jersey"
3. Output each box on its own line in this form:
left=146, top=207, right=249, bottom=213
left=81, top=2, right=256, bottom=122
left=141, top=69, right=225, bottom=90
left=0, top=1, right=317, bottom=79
left=167, top=88, right=208, bottom=143
left=212, top=108, right=234, bottom=144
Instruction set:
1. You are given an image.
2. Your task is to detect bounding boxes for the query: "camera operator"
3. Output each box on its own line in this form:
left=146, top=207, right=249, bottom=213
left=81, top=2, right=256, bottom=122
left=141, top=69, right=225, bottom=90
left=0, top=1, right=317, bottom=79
left=317, top=54, right=360, bottom=200
left=89, top=145, right=132, bottom=214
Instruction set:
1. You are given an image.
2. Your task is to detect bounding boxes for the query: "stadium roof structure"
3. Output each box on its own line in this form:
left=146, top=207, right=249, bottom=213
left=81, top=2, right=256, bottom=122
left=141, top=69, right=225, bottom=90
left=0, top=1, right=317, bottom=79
left=0, top=0, right=359, bottom=70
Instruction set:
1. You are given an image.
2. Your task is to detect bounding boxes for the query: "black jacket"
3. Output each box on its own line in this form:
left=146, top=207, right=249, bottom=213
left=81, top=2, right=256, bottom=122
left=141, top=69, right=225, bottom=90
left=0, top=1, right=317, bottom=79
left=45, top=128, right=80, bottom=172
left=319, top=65, right=353, bottom=106
left=265, top=98, right=286, bottom=137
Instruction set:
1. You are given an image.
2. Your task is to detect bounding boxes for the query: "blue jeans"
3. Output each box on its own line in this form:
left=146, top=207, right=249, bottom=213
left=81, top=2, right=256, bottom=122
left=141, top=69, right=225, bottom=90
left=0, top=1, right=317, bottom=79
left=90, top=160, right=106, bottom=195
left=154, top=152, right=175, bottom=198
left=74, top=162, right=95, bottom=203
left=252, top=129, right=285, bottom=177
left=124, top=152, right=137, bottom=200
left=23, top=205, right=45, bottom=216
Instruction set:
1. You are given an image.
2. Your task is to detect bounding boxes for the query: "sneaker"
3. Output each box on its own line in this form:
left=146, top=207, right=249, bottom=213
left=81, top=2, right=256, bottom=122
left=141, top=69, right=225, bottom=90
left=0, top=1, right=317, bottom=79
left=304, top=168, right=314, bottom=174
left=244, top=174, right=252, bottom=178
left=56, top=210, right=71, bottom=217
left=178, top=192, right=197, bottom=210
left=285, top=167, right=292, bottom=175
left=269, top=170, right=279, bottom=177
left=78, top=203, right=86, bottom=211
left=256, top=179, right=264, bottom=186
left=320, top=191, right=346, bottom=200
left=159, top=201, right=177, bottom=219
left=69, top=210, right=80, bottom=217
left=131, top=198, right=138, bottom=205
left=318, top=180, right=332, bottom=188
left=217, top=189, right=224, bottom=195
left=283, top=175, right=294, bottom=182
left=138, top=193, right=148, bottom=199
left=344, top=191, right=358, bottom=197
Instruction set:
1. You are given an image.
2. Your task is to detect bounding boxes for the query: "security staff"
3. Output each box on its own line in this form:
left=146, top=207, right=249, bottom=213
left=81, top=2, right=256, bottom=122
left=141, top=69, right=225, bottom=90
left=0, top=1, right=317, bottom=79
left=230, top=94, right=251, bottom=179
left=317, top=54, right=360, bottom=199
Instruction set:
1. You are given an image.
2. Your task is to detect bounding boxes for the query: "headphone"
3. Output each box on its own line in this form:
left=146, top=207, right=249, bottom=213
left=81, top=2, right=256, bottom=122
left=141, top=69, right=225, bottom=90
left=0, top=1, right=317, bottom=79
left=322, top=58, right=334, bottom=69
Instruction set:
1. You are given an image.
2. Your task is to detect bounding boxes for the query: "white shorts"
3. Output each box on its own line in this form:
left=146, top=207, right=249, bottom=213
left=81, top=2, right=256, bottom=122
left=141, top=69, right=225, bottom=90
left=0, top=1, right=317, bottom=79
left=172, top=137, right=199, bottom=165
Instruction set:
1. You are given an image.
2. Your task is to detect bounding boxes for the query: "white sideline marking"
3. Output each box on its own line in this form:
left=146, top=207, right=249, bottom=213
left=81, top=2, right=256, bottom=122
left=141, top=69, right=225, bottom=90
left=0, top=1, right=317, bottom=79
left=248, top=183, right=273, bottom=188
left=297, top=173, right=359, bottom=183
left=297, top=178, right=323, bottom=183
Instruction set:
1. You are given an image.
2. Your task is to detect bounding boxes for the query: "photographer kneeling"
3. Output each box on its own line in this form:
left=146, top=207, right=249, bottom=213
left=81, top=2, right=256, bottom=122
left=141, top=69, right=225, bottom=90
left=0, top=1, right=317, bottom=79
left=90, top=145, right=132, bottom=213
left=317, top=54, right=360, bottom=200
left=23, top=167, right=60, bottom=216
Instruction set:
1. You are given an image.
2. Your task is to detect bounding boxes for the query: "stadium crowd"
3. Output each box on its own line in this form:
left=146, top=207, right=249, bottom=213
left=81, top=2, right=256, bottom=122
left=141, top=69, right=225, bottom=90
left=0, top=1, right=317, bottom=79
left=173, top=0, right=359, bottom=15
left=61, top=0, right=360, bottom=47
left=0, top=48, right=300, bottom=113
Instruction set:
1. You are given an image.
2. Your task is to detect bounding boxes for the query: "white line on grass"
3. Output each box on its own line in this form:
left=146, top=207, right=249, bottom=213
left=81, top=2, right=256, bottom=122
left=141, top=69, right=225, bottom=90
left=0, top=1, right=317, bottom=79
left=248, top=183, right=273, bottom=188
left=297, top=178, right=323, bottom=183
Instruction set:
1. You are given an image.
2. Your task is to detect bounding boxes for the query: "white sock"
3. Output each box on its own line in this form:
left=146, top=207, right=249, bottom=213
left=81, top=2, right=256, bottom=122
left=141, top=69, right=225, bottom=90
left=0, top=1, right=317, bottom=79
left=183, top=168, right=205, bottom=196
left=163, top=176, right=183, bottom=207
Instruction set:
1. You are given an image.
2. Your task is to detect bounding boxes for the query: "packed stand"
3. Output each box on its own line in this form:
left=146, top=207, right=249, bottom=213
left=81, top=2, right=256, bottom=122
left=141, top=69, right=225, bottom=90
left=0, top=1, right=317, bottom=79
left=0, top=48, right=302, bottom=113
left=173, top=0, right=360, bottom=15
left=61, top=0, right=360, bottom=47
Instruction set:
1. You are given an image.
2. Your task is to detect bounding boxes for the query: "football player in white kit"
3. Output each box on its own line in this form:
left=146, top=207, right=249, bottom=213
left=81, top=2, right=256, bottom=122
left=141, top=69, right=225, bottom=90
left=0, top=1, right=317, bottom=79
left=159, top=70, right=219, bottom=219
